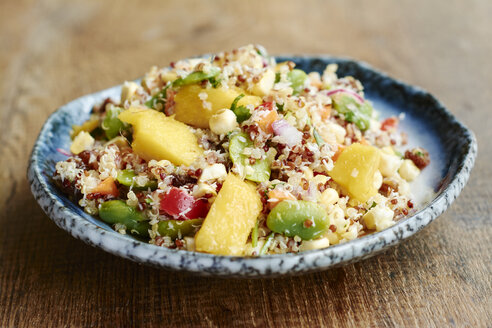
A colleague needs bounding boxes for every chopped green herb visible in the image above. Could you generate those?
[208,76,221,88]
[369,202,377,209]
[230,94,251,123]
[276,102,284,112]
[230,94,245,112]
[145,84,170,109]
[275,72,281,83]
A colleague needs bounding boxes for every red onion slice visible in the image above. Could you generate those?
[325,88,365,104]
[272,119,303,147]
[56,148,71,156]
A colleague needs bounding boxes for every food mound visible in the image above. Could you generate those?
[54,45,430,256]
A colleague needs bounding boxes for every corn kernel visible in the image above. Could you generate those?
[363,206,394,231]
[399,159,420,181]
[209,109,238,135]
[299,238,330,251]
[379,151,402,177]
[320,188,339,207]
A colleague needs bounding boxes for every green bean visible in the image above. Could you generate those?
[266,200,329,240]
[287,69,308,95]
[117,169,158,190]
[99,200,150,236]
[157,218,204,240]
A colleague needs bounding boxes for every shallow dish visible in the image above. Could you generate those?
[28,56,476,277]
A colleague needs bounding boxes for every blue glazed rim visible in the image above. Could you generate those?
[28,56,477,277]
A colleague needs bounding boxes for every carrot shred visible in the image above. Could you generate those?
[332,145,346,162]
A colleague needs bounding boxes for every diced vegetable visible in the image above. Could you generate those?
[159,188,209,220]
[157,218,204,239]
[117,169,157,190]
[267,189,296,209]
[287,69,308,95]
[255,109,278,133]
[99,200,149,236]
[271,119,303,147]
[266,200,329,240]
[328,143,381,202]
[119,107,203,166]
[332,94,373,131]
[229,132,272,182]
[173,85,261,128]
[102,106,127,139]
[91,177,119,197]
[195,173,262,256]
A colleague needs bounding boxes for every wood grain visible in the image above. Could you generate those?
[0,0,491,327]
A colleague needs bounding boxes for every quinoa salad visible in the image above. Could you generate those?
[54,45,430,256]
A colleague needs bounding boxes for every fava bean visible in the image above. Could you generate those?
[332,94,373,131]
[99,200,150,236]
[157,218,204,240]
[287,69,308,95]
[229,132,272,182]
[117,169,158,190]
[266,200,329,240]
[102,106,127,139]
[172,67,221,88]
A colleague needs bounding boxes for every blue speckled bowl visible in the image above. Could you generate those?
[28,56,477,277]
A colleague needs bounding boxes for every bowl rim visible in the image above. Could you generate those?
[28,55,477,277]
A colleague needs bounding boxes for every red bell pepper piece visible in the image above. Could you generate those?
[160,188,209,220]
[381,117,399,131]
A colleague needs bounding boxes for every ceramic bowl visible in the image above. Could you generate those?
[28,56,477,277]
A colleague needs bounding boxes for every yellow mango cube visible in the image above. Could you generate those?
[173,85,261,128]
[119,107,203,166]
[328,143,381,202]
[195,173,262,256]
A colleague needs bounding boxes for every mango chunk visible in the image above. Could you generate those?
[328,143,381,202]
[174,85,261,128]
[119,107,203,166]
[195,173,262,256]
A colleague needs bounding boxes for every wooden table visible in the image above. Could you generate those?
[1,0,490,326]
